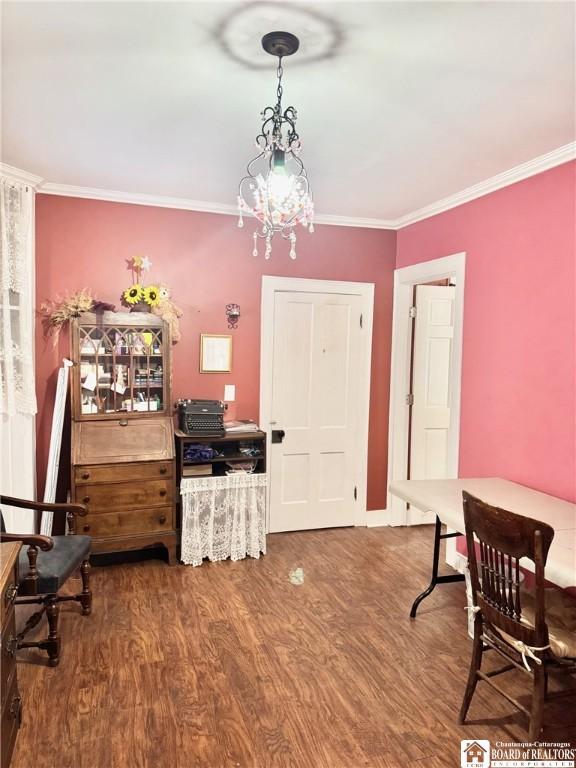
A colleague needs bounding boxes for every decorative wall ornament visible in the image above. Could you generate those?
[226,303,241,329]
[237,31,314,260]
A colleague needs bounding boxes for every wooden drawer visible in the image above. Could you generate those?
[82,507,174,538]
[1,674,21,768]
[74,461,173,485]
[72,417,174,465]
[76,479,173,513]
[1,609,16,699]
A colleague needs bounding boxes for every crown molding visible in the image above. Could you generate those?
[38,182,398,229]
[0,163,44,188]
[313,212,397,229]
[394,141,576,229]
[38,183,242,217]
[19,140,576,229]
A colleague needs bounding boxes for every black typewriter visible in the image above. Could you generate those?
[176,399,225,437]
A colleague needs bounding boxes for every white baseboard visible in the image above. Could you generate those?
[365,509,389,528]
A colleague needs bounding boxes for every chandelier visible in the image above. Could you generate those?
[237,31,314,260]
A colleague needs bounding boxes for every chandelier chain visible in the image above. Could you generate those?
[276,59,284,112]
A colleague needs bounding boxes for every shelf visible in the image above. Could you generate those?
[133,383,164,388]
[183,454,263,465]
[82,383,163,390]
[175,429,266,442]
[81,352,162,357]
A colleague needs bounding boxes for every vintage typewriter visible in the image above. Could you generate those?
[176,399,225,437]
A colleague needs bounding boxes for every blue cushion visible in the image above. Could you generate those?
[18,535,91,593]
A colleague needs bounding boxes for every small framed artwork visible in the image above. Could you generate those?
[200,334,232,373]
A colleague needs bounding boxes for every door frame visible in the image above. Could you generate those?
[386,253,466,532]
[260,276,375,530]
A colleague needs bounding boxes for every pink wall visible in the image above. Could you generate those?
[34,161,574,516]
[35,196,396,509]
[397,161,576,504]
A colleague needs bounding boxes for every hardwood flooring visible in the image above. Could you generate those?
[11,526,576,768]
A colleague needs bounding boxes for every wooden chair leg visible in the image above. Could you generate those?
[529,666,546,741]
[459,620,484,724]
[78,560,92,616]
[45,596,61,667]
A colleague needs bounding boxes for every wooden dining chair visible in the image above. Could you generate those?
[459,491,576,740]
[0,495,92,667]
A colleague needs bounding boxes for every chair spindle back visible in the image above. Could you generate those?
[462,491,554,648]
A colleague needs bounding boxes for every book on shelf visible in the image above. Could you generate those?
[182,464,213,477]
[224,419,259,433]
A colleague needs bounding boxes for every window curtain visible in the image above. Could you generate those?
[0,177,36,415]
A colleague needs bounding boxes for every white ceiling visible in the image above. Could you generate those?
[2,1,574,222]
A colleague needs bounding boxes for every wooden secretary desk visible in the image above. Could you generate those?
[70,312,177,564]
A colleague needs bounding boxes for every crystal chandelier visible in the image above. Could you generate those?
[237,32,314,260]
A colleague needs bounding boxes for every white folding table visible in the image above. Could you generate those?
[389,478,576,617]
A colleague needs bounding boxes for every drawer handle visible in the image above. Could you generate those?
[83,525,91,533]
[4,635,17,657]
[159,467,167,475]
[119,419,128,427]
[159,489,167,497]
[4,583,17,605]
[159,515,167,524]
[83,496,90,504]
[81,472,90,480]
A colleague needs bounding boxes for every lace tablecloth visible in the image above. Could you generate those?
[180,474,267,566]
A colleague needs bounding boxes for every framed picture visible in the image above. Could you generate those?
[200,334,232,373]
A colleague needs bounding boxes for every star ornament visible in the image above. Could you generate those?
[141,256,152,272]
[132,255,143,269]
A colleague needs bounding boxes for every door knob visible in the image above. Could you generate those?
[271,429,285,444]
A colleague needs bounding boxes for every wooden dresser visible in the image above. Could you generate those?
[1,542,22,768]
[70,312,177,564]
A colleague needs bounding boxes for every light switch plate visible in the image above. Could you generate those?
[224,384,236,402]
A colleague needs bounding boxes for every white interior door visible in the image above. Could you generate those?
[268,291,364,533]
[408,284,456,525]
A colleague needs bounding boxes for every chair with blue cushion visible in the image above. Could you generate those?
[0,494,92,667]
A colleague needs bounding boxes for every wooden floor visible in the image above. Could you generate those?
[12,526,575,768]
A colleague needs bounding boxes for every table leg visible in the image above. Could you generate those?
[410,515,465,618]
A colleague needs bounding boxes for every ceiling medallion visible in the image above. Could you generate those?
[237,31,314,260]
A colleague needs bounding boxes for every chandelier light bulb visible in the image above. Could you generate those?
[237,31,314,260]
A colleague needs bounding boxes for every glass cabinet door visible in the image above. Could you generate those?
[78,322,166,416]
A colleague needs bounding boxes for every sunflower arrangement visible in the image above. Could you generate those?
[123,284,143,305]
[121,256,161,309]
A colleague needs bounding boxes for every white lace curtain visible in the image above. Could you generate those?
[0,177,36,415]
[181,474,267,566]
